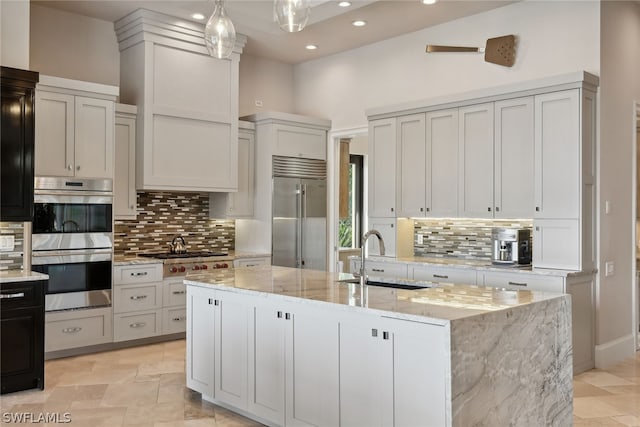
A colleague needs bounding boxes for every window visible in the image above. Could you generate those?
[339,154,363,248]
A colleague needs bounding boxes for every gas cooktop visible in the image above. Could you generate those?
[138,251,228,259]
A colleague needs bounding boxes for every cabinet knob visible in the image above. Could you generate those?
[67,164,73,171]
[371,328,378,337]
[383,331,390,340]
[495,207,500,212]
[420,207,424,212]
[390,208,394,212]
[130,205,134,209]
[487,207,492,212]
[426,207,430,212]
[390,224,394,228]
[535,207,540,212]
[76,165,81,171]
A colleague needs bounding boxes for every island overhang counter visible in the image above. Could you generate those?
[184,265,573,427]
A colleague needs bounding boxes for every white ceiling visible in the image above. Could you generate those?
[32,0,515,64]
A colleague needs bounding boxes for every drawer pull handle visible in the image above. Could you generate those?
[131,272,148,277]
[130,295,148,300]
[130,322,147,328]
[0,292,25,299]
[372,268,385,273]
[172,316,186,322]
[62,327,82,333]
[508,281,528,287]
[433,274,449,279]
[277,311,282,318]
[172,290,186,295]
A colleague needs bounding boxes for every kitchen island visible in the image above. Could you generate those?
[185,265,572,427]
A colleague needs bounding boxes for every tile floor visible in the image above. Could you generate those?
[1,339,639,426]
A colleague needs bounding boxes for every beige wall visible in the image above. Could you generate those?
[293,1,600,130]
[1,0,30,69]
[239,54,295,116]
[30,4,120,86]
[598,0,640,365]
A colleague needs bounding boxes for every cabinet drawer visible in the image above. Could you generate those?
[114,264,163,285]
[113,310,160,342]
[114,282,162,313]
[233,257,270,268]
[45,307,112,352]
[162,307,186,335]
[482,272,564,293]
[1,281,45,309]
[411,266,477,285]
[163,280,186,307]
[364,261,408,278]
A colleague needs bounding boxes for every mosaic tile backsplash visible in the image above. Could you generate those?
[0,222,25,271]
[114,192,234,256]
[414,219,533,260]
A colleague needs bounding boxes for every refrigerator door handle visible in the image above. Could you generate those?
[301,183,307,267]
[296,183,303,268]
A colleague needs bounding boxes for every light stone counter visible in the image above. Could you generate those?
[113,256,164,266]
[0,270,48,283]
[185,265,573,426]
[354,255,595,277]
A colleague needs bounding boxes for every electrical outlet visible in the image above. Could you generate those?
[416,234,424,245]
[0,235,15,252]
[605,261,615,277]
[255,100,263,107]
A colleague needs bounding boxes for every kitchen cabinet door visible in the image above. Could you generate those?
[532,219,580,270]
[114,105,137,219]
[186,286,216,400]
[494,97,535,218]
[215,291,249,410]
[34,90,75,177]
[284,306,340,427]
[426,109,458,217]
[74,96,114,178]
[396,114,426,217]
[248,302,286,425]
[534,89,580,219]
[458,103,494,218]
[368,118,396,217]
[367,217,396,257]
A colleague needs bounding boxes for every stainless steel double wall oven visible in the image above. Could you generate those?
[31,177,113,311]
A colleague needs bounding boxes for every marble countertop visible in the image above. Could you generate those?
[350,255,594,277]
[114,251,271,266]
[0,270,49,284]
[184,265,565,324]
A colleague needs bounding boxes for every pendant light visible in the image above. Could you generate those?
[274,0,311,32]
[204,0,236,59]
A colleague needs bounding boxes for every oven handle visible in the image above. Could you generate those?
[32,249,112,265]
[34,193,113,203]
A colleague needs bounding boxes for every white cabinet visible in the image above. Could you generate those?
[186,286,249,405]
[494,97,535,218]
[367,217,396,257]
[114,104,137,220]
[339,314,446,427]
[45,307,113,353]
[533,88,596,271]
[458,103,494,218]
[410,264,477,285]
[481,270,564,293]
[368,118,397,217]
[350,259,408,279]
[113,263,164,342]
[210,121,255,218]
[35,76,117,179]
[273,123,327,160]
[233,256,271,268]
[396,114,426,217]
[426,108,459,217]
[248,301,340,427]
[115,10,246,192]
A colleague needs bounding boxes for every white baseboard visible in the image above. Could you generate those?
[595,333,636,369]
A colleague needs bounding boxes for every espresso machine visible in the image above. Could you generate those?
[491,228,532,265]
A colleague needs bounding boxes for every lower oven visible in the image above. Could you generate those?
[32,249,112,312]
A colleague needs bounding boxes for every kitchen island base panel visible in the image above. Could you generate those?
[450,295,573,426]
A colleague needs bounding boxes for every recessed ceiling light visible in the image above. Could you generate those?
[421,0,437,4]
[338,1,352,7]
[352,20,367,27]
[305,44,318,50]
[191,13,205,20]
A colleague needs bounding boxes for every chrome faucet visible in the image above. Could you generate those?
[360,229,385,286]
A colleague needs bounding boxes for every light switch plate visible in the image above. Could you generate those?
[605,261,615,277]
[0,235,15,252]
[416,234,424,245]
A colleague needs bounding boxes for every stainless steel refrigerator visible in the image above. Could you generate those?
[272,156,327,270]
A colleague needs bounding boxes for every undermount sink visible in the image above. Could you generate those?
[336,274,435,290]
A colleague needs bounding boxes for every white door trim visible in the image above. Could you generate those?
[633,101,640,351]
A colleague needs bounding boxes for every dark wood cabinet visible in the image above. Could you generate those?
[1,280,45,394]
[1,67,39,221]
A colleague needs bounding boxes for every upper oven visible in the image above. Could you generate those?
[33,177,113,251]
